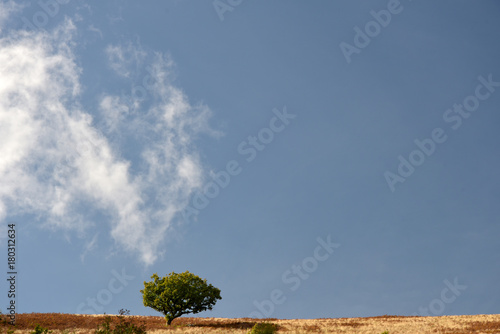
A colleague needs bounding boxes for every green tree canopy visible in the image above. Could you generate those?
[140,271,222,325]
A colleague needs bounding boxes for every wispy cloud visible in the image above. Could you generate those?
[88,24,103,39]
[0,0,23,33]
[80,232,99,262]
[105,41,147,78]
[0,19,218,265]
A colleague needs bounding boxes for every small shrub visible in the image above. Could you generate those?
[94,310,146,334]
[31,324,52,334]
[380,331,389,334]
[95,316,113,334]
[62,330,76,334]
[248,322,278,334]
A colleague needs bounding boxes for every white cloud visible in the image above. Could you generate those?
[105,41,147,78]
[0,20,218,265]
[99,95,130,134]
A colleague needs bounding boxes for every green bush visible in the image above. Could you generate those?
[94,310,146,334]
[31,324,52,334]
[248,322,278,334]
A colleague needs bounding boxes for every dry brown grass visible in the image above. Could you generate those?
[1,313,499,334]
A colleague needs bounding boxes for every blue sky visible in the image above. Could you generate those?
[0,0,499,320]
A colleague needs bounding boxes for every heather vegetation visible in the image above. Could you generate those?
[1,312,500,333]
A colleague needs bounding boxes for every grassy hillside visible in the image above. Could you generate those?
[1,313,500,334]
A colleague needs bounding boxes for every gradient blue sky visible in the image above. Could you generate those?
[0,0,499,320]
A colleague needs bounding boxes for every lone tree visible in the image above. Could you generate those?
[141,271,222,325]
